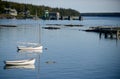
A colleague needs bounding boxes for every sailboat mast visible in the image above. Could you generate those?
[36,10,37,18]
[38,24,41,44]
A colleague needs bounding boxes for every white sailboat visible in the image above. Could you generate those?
[17,25,43,50]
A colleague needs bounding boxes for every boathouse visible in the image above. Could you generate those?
[49,12,60,20]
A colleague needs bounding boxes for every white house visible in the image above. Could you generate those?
[4,8,17,16]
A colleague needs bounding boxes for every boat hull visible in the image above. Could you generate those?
[17,46,43,50]
[18,49,43,53]
[4,58,35,66]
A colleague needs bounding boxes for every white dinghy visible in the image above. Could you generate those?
[17,43,43,50]
[4,58,35,66]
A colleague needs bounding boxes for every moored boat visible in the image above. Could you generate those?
[17,45,43,50]
[4,58,35,66]
[18,48,43,53]
[17,24,43,51]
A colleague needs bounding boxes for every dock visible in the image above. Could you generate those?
[59,16,82,20]
[84,26,120,39]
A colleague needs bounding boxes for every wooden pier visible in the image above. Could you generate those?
[99,29,120,39]
[59,16,82,20]
[85,26,120,39]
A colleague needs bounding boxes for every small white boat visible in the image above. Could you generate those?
[18,49,43,53]
[17,45,43,50]
[4,58,35,66]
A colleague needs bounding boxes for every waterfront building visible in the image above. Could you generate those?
[49,12,60,20]
[4,8,17,16]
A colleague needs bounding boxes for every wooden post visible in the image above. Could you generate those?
[79,16,82,20]
[99,32,102,39]
[104,33,108,38]
[116,30,120,40]
[110,33,113,38]
[68,16,71,20]
[60,16,63,20]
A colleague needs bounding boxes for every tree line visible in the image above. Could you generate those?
[0,0,80,17]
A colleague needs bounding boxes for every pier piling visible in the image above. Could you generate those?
[116,30,120,39]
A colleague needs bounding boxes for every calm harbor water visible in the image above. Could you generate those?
[0,17,120,79]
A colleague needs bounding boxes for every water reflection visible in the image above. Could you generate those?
[4,64,35,70]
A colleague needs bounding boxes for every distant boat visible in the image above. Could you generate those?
[4,58,35,66]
